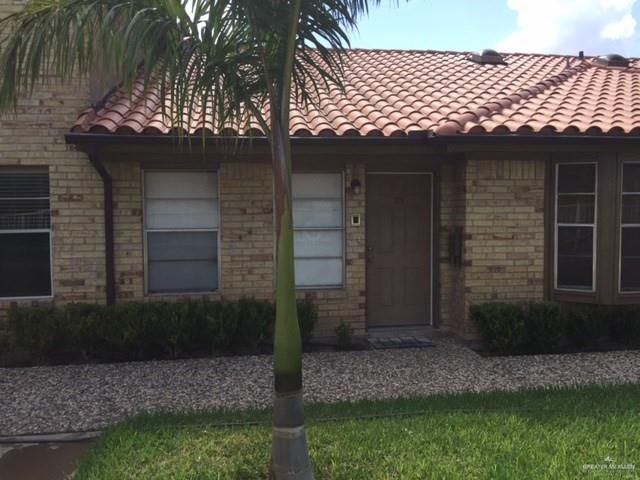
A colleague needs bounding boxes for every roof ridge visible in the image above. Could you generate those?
[314,48,619,60]
[435,60,591,135]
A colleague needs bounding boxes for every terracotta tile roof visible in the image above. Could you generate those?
[71,49,640,137]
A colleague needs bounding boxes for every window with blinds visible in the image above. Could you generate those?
[0,169,52,297]
[292,173,344,288]
[144,171,219,294]
[554,163,597,292]
[621,162,640,292]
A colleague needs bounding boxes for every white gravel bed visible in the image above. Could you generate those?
[1,339,639,435]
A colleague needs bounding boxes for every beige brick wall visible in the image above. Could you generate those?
[219,163,274,297]
[441,156,547,340]
[104,160,366,338]
[0,0,106,312]
[110,161,144,300]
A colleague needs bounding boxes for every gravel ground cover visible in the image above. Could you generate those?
[1,338,639,436]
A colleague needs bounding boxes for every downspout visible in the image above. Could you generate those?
[87,146,115,305]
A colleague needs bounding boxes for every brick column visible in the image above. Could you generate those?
[219,162,275,298]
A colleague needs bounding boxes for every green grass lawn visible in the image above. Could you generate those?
[75,384,640,479]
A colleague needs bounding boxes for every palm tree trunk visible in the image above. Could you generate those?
[269,106,314,480]
[269,1,313,478]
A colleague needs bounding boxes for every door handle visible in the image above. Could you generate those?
[366,247,374,264]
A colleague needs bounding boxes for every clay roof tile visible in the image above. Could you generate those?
[71,49,640,137]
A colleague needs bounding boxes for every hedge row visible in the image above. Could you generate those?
[1,298,317,364]
[471,301,640,354]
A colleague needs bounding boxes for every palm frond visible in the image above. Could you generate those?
[0,0,393,137]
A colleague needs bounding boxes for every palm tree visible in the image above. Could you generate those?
[0,1,393,478]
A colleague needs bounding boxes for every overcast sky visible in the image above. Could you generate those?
[349,0,640,57]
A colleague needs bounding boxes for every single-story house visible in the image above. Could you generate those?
[1,46,640,340]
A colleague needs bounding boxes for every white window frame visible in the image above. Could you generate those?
[554,162,598,293]
[291,171,345,290]
[142,169,220,295]
[619,161,640,294]
[0,168,53,300]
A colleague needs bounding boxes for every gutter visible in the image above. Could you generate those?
[87,147,115,305]
[432,134,640,146]
[65,132,432,146]
[66,132,640,148]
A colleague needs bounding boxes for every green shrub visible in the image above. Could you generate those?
[6,306,58,361]
[235,297,273,350]
[54,303,102,359]
[562,305,607,348]
[2,297,318,366]
[90,303,147,361]
[472,301,640,354]
[470,303,526,353]
[296,299,318,344]
[523,301,564,352]
[608,306,640,346]
[334,320,354,350]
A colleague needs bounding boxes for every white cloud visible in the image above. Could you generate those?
[498,0,639,56]
[601,13,637,39]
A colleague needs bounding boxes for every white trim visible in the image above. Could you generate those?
[144,228,216,233]
[367,172,432,175]
[294,226,343,231]
[365,171,435,327]
[619,161,640,294]
[145,290,221,298]
[557,223,597,228]
[296,285,345,291]
[142,169,220,295]
[0,295,54,301]
[553,192,598,196]
[554,162,598,293]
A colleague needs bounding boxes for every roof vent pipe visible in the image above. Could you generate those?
[468,49,506,65]
[595,53,629,67]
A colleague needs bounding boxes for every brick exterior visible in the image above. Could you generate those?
[111,161,144,300]
[0,0,105,314]
[437,157,547,340]
[106,160,366,338]
[1,0,549,341]
[219,163,275,297]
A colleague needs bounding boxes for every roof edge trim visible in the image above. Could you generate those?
[65,132,640,147]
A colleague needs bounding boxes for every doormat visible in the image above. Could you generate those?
[368,336,434,350]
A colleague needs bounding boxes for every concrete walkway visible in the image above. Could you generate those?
[1,338,639,436]
[0,442,93,480]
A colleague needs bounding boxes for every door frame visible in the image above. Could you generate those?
[365,171,436,329]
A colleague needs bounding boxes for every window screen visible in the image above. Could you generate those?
[555,163,597,291]
[292,173,344,287]
[0,169,52,297]
[144,171,219,293]
[621,162,640,292]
